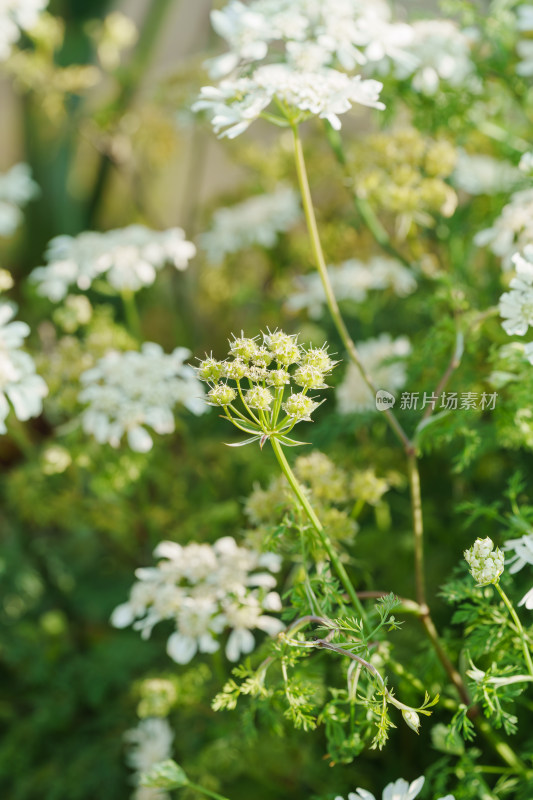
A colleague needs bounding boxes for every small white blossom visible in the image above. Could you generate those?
[519,151,533,176]
[337,334,411,413]
[111,536,283,664]
[79,343,205,452]
[335,774,454,800]
[0,163,39,237]
[464,537,504,586]
[199,185,300,263]
[475,189,533,269]
[0,0,49,61]
[124,717,173,800]
[30,225,196,301]
[0,302,48,434]
[286,257,416,319]
[504,532,533,574]
[499,249,533,336]
[452,150,521,196]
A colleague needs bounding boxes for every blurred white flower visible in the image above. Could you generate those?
[0,302,48,434]
[337,334,411,413]
[79,343,206,452]
[335,774,454,800]
[30,225,196,301]
[0,163,39,237]
[475,188,533,269]
[111,536,283,664]
[0,0,49,61]
[504,532,533,574]
[452,150,521,196]
[286,257,416,319]
[124,717,173,800]
[499,249,533,336]
[199,186,300,262]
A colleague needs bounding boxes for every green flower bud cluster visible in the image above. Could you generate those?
[464,537,505,586]
[196,330,337,446]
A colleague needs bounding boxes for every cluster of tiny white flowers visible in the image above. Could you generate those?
[475,189,533,269]
[335,774,454,800]
[515,5,533,77]
[0,163,39,237]
[0,302,48,434]
[111,536,284,664]
[79,343,205,453]
[452,150,521,196]
[336,333,411,413]
[464,537,505,586]
[286,257,417,319]
[498,249,533,352]
[124,717,174,800]
[199,185,301,263]
[504,533,533,610]
[30,225,196,301]
[0,0,48,61]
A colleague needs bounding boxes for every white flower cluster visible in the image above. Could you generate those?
[79,343,205,453]
[286,257,417,319]
[475,188,533,269]
[499,249,533,360]
[0,0,48,61]
[0,163,39,237]
[515,5,533,77]
[30,225,196,301]
[452,150,521,196]
[111,536,284,664]
[124,717,174,800]
[464,537,505,586]
[0,302,48,434]
[336,333,411,413]
[335,774,454,800]
[199,185,300,263]
[504,533,533,610]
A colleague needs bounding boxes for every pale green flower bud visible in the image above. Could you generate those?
[265,331,302,365]
[402,709,420,733]
[248,365,269,383]
[141,759,189,790]
[302,347,335,373]
[293,364,327,389]
[224,358,248,380]
[207,384,237,406]
[229,336,259,361]
[464,537,504,585]
[245,385,274,410]
[252,346,273,367]
[267,369,291,387]
[282,392,319,421]
[198,357,225,382]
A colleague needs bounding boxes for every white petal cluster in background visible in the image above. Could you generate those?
[0,0,48,61]
[515,4,533,77]
[79,343,205,453]
[336,333,411,413]
[124,717,174,800]
[504,532,533,610]
[286,257,417,319]
[451,150,521,197]
[0,302,48,434]
[475,189,533,269]
[199,185,300,263]
[0,163,39,237]
[30,225,196,301]
[499,249,533,343]
[335,774,454,800]
[111,536,284,664]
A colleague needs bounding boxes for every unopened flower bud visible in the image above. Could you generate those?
[252,347,273,367]
[265,331,302,365]
[224,358,248,380]
[402,709,420,733]
[464,537,504,585]
[293,364,327,389]
[245,386,273,410]
[229,336,259,361]
[207,384,237,406]
[198,357,225,382]
[302,347,335,372]
[267,369,291,387]
[282,392,319,421]
[140,759,189,790]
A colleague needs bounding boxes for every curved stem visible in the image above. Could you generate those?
[495,583,533,677]
[270,437,366,622]
[291,123,411,452]
[187,782,233,800]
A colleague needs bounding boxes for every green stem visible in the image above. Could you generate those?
[120,289,141,339]
[495,583,533,677]
[474,716,529,776]
[291,123,411,452]
[270,437,366,622]
[186,782,233,800]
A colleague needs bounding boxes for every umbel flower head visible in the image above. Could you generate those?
[196,329,338,447]
[464,537,505,586]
